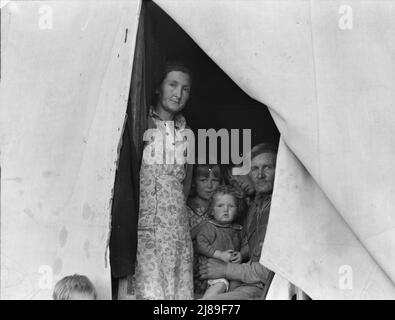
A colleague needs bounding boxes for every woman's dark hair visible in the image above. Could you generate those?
[151,60,193,109]
[156,60,193,89]
[206,185,243,220]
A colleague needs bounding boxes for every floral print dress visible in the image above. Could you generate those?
[133,110,193,300]
[187,201,210,295]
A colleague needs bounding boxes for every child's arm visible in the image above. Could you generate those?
[229,228,249,264]
[196,223,219,258]
[190,219,204,240]
[196,224,233,263]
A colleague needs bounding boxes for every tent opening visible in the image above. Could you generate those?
[144,1,280,154]
[110,1,280,300]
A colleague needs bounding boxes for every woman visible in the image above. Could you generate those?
[133,62,194,300]
[186,164,222,295]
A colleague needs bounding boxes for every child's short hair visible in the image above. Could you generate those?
[53,274,97,300]
[207,185,243,220]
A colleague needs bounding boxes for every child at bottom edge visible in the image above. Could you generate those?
[53,274,97,300]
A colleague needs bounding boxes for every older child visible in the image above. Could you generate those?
[187,164,222,295]
[53,274,97,300]
[187,164,222,232]
[196,185,248,298]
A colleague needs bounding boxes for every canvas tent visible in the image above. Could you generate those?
[0,0,141,299]
[1,0,395,299]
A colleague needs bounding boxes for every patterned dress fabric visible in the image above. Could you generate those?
[187,201,209,231]
[186,202,210,295]
[133,110,193,300]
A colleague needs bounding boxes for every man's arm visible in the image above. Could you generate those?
[200,258,271,285]
[225,261,271,284]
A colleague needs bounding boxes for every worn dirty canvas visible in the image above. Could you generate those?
[154,0,395,299]
[0,0,140,299]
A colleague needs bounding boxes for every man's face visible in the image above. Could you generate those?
[157,71,191,115]
[248,152,276,194]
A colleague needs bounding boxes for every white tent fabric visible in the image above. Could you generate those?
[266,274,307,300]
[154,0,395,299]
[0,0,141,299]
[2,0,395,300]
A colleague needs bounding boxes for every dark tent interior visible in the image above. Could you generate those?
[144,1,280,157]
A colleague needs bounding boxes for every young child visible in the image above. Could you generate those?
[53,274,97,300]
[222,164,255,227]
[196,185,248,298]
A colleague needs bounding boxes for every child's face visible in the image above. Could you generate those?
[212,194,237,225]
[195,170,220,201]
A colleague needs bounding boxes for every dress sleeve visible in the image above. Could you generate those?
[225,261,271,284]
[186,206,195,229]
[196,223,217,258]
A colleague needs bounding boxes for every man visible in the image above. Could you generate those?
[199,143,277,300]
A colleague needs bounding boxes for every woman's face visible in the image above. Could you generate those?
[157,70,191,115]
[212,194,237,225]
[195,170,220,201]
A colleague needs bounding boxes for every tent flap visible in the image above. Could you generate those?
[154,0,395,298]
[0,0,141,299]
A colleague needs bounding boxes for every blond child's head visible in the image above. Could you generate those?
[53,274,97,300]
[207,185,242,225]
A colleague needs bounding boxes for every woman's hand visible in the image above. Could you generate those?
[230,251,242,264]
[199,258,227,280]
